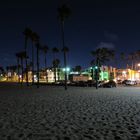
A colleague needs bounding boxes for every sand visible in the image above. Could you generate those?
[0,83,140,140]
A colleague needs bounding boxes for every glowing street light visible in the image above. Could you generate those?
[63,67,70,72]
[63,67,70,83]
[95,66,98,70]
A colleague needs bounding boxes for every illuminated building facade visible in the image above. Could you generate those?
[116,69,140,81]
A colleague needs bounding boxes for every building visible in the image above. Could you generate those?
[116,69,140,81]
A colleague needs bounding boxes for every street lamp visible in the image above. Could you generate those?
[63,67,70,82]
[63,67,70,72]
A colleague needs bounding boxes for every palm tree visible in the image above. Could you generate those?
[58,4,71,90]
[61,46,69,88]
[120,52,128,69]
[52,47,59,83]
[0,66,4,74]
[74,65,82,73]
[6,66,10,81]
[128,53,136,70]
[52,58,60,82]
[91,47,115,89]
[91,47,114,66]
[30,32,39,84]
[36,41,40,88]
[20,53,24,84]
[7,65,17,81]
[42,45,49,82]
[52,47,59,59]
[11,65,18,81]
[8,66,12,80]
[16,52,21,83]
[23,27,32,86]
[18,51,27,84]
[0,66,4,79]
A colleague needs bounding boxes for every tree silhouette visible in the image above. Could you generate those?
[16,52,21,83]
[42,45,49,82]
[0,66,4,79]
[36,41,40,88]
[52,47,59,83]
[91,47,114,66]
[61,46,69,85]
[91,47,114,89]
[18,51,27,84]
[128,53,136,70]
[58,4,71,90]
[52,58,60,82]
[0,66,4,73]
[23,27,32,86]
[30,31,40,84]
[74,65,82,73]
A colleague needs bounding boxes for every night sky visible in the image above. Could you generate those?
[0,0,140,70]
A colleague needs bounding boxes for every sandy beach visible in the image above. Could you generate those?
[0,83,140,140]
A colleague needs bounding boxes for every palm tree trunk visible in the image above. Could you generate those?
[37,45,39,88]
[61,21,67,90]
[21,58,23,85]
[53,53,56,83]
[95,58,99,89]
[45,54,48,83]
[54,67,56,83]
[91,68,94,80]
[32,42,34,84]
[17,58,20,83]
[25,58,29,86]
[58,68,60,81]
[25,38,29,86]
[7,69,8,81]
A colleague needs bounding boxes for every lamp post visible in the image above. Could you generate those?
[63,67,70,83]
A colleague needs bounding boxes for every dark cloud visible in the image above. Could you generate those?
[97,42,115,49]
[104,31,118,41]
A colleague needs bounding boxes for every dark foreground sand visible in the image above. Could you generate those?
[0,83,140,140]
